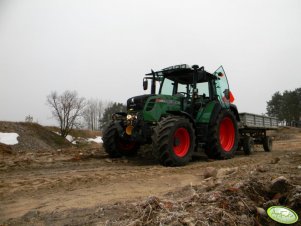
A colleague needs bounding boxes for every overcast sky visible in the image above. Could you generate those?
[0,0,300,125]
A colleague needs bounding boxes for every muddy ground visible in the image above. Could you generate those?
[1,129,301,225]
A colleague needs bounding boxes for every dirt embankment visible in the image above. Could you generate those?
[0,123,301,225]
[0,121,71,153]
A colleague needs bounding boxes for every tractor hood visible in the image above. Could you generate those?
[127,94,154,111]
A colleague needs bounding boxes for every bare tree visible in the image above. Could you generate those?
[25,115,33,123]
[47,90,86,138]
[83,99,104,130]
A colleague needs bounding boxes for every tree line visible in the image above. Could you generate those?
[46,90,126,138]
[266,88,301,126]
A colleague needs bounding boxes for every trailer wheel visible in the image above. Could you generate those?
[152,116,195,166]
[205,110,238,159]
[102,122,139,158]
[243,136,254,155]
[263,136,272,152]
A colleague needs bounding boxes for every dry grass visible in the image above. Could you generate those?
[46,126,102,138]
[269,126,301,140]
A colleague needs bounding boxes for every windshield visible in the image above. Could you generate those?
[160,78,189,95]
[160,78,174,95]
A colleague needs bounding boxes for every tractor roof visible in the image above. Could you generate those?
[146,64,216,84]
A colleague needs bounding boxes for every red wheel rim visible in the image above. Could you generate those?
[219,117,235,152]
[173,128,190,157]
[118,140,135,151]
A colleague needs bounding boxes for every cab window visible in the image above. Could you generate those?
[197,82,210,97]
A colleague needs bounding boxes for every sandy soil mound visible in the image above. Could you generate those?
[0,121,71,152]
[0,143,13,155]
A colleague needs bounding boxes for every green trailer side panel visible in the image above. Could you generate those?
[196,102,216,123]
[143,95,181,122]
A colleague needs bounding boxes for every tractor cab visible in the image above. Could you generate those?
[143,64,234,114]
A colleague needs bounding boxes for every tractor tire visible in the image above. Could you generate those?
[102,122,139,158]
[243,136,254,155]
[263,136,272,152]
[152,116,195,166]
[205,110,238,159]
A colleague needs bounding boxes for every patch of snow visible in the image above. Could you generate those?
[52,131,74,143]
[52,131,102,144]
[0,132,19,145]
[65,135,74,142]
[88,136,103,143]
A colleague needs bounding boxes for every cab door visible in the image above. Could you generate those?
[213,66,234,108]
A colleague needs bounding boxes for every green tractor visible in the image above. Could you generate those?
[102,64,240,166]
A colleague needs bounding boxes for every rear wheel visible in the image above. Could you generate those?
[152,116,195,166]
[263,136,272,152]
[205,110,238,159]
[102,122,139,158]
[243,136,254,155]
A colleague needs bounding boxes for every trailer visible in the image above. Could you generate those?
[238,113,278,155]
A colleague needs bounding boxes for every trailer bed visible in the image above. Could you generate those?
[239,112,278,129]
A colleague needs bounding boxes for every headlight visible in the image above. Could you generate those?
[126,115,132,120]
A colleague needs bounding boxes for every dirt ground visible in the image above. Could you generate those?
[1,128,301,225]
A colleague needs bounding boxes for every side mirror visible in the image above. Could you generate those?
[143,78,148,90]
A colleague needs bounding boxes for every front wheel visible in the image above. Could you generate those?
[205,110,238,159]
[102,122,139,158]
[152,116,195,166]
